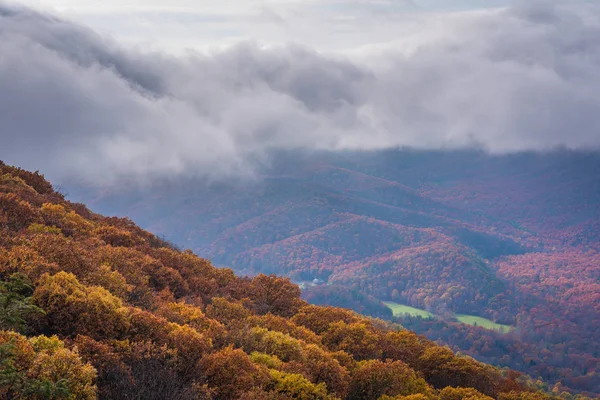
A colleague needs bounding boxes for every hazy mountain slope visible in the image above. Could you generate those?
[1,160,561,400]
[66,150,600,395]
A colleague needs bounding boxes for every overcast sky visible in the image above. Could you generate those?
[1,0,600,183]
[12,0,516,52]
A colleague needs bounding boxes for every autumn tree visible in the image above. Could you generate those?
[322,321,382,360]
[0,330,97,400]
[246,274,304,317]
[347,359,430,400]
[438,386,494,400]
[33,272,130,339]
[266,369,335,400]
[198,347,270,399]
[291,305,360,335]
[0,193,40,231]
[417,347,499,397]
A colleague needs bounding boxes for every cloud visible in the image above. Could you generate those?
[12,0,421,52]
[1,1,599,183]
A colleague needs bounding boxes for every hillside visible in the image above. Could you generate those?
[68,150,600,396]
[1,161,573,399]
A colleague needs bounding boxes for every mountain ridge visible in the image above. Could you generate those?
[66,149,600,396]
[1,159,575,399]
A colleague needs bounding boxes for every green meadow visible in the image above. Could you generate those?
[456,314,513,333]
[383,302,435,319]
[384,301,513,333]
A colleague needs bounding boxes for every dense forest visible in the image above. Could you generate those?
[1,161,581,399]
[70,150,600,397]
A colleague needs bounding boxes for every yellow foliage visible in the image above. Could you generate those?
[85,263,133,299]
[93,224,143,247]
[251,352,285,369]
[0,330,97,400]
[28,341,97,400]
[439,386,494,400]
[242,327,304,363]
[268,369,335,400]
[0,245,60,282]
[34,271,130,339]
[248,314,322,345]
[0,329,36,369]
[40,203,93,236]
[27,223,62,235]
[206,297,251,324]
[322,322,382,360]
[0,173,37,194]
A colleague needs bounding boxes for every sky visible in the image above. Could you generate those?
[1,0,600,183]
[12,0,515,52]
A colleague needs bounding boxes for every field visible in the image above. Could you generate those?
[456,315,513,333]
[384,302,513,333]
[383,301,435,319]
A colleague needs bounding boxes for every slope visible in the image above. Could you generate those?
[66,149,600,396]
[1,160,566,400]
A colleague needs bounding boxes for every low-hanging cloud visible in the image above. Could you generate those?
[1,1,600,182]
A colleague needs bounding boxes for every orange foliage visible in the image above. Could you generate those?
[0,162,563,400]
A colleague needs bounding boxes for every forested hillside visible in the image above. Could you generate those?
[2,161,574,399]
[69,150,600,397]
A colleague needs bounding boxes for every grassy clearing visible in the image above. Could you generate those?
[384,301,513,333]
[383,302,435,319]
[456,315,513,333]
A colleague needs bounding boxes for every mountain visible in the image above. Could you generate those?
[67,149,600,396]
[0,160,568,400]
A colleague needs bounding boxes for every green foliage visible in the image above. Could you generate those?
[0,273,44,332]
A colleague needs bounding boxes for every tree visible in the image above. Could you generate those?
[381,330,427,368]
[198,347,270,399]
[417,347,499,397]
[439,386,494,400]
[0,273,43,332]
[33,272,129,339]
[347,359,430,400]
[27,335,97,400]
[166,324,212,379]
[291,305,360,335]
[0,330,96,400]
[0,193,39,231]
[266,369,335,400]
[247,274,304,317]
[117,340,202,400]
[322,322,382,360]
[289,343,350,398]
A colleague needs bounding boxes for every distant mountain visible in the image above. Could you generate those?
[68,149,600,396]
[1,160,561,400]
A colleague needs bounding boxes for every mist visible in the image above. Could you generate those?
[1,1,600,183]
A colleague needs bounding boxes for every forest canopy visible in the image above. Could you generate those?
[0,161,582,400]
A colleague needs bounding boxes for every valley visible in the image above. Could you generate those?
[1,160,565,400]
[68,149,600,396]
